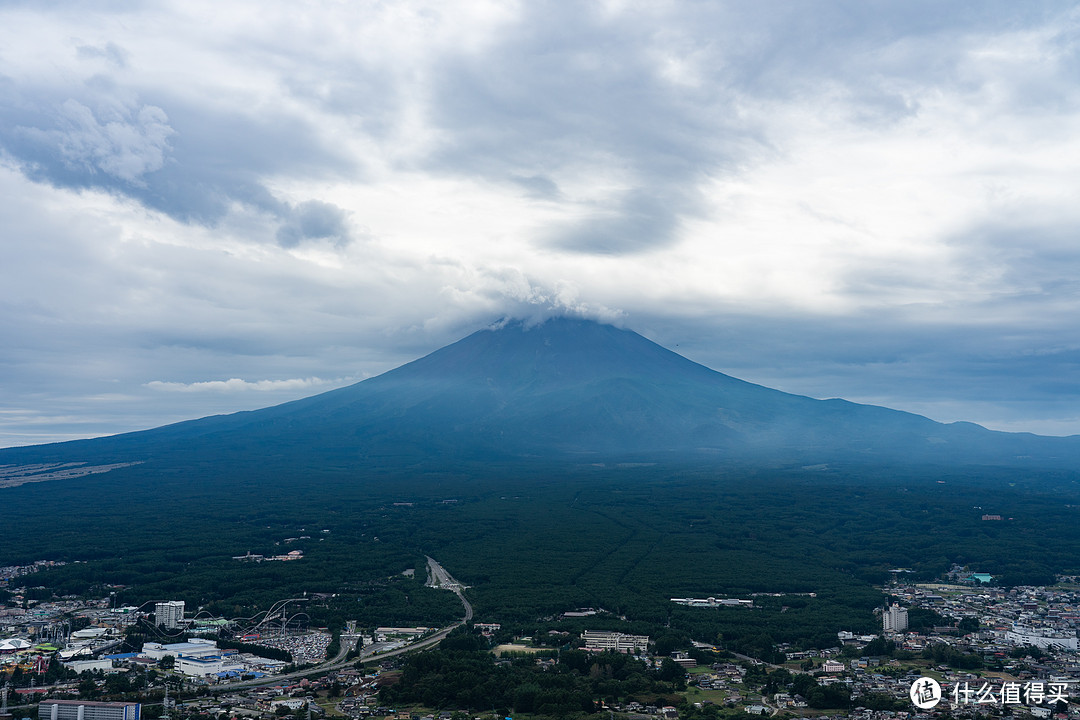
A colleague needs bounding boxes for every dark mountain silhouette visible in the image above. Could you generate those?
[4,317,1079,470]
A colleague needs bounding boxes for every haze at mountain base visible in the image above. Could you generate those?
[2,317,1078,472]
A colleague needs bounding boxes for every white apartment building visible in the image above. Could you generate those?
[883,603,909,633]
[154,601,185,629]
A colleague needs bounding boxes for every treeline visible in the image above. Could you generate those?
[379,628,685,713]
[744,666,851,709]
[4,657,78,688]
[851,633,984,670]
[324,629,342,660]
[921,642,984,670]
[216,639,292,663]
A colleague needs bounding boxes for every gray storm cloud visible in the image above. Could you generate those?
[276,200,352,248]
[51,99,174,183]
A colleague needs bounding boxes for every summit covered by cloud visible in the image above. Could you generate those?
[2,1,1080,446]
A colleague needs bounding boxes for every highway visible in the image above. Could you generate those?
[6,558,474,706]
[426,556,473,621]
[228,557,472,688]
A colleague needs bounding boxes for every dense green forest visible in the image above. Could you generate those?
[380,628,686,713]
[4,457,1080,656]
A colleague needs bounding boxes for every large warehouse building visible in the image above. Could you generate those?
[40,700,141,720]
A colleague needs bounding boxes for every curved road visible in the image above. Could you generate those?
[229,558,471,689]
[426,556,473,622]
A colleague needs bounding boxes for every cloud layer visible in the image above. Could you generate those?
[3,1,1080,446]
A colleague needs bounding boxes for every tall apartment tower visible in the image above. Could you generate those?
[154,601,185,629]
[883,603,909,633]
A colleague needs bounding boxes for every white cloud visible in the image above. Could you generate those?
[53,99,174,182]
[145,377,343,393]
[15,98,175,184]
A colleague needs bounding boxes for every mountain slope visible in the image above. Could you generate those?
[3,317,1079,469]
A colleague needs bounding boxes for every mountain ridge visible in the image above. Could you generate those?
[3,316,1078,470]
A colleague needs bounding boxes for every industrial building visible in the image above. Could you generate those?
[141,639,219,661]
[63,658,115,674]
[39,701,140,720]
[581,631,650,653]
[1003,625,1078,651]
[175,654,245,677]
[140,639,249,676]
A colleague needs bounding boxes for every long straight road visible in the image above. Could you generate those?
[427,556,473,621]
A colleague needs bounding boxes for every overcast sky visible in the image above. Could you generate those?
[3,1,1080,448]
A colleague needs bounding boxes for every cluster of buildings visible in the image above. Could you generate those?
[474,623,500,638]
[802,655,1077,719]
[27,638,294,680]
[684,644,1080,720]
[581,630,650,653]
[168,662,399,719]
[888,581,1080,652]
[945,564,995,584]
[771,582,1080,719]
[28,666,389,720]
[670,581,1080,719]
[0,593,135,678]
[139,638,286,678]
[1,561,68,585]
[0,586,334,687]
[689,661,747,696]
[670,597,754,609]
[230,551,304,563]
